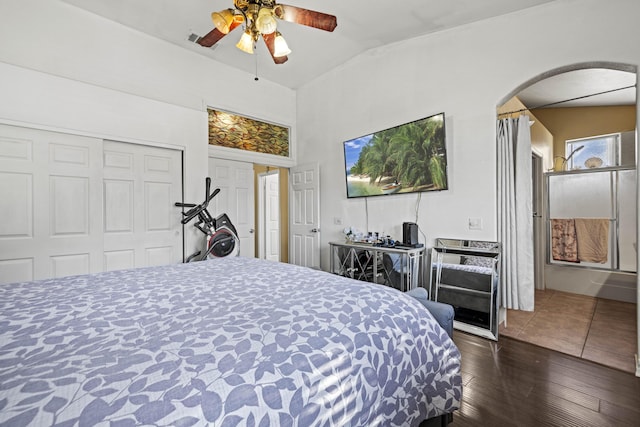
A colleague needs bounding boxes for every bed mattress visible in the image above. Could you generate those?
[0,257,461,426]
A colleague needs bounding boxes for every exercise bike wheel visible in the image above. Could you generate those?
[207,227,239,258]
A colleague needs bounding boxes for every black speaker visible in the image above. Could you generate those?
[402,222,418,246]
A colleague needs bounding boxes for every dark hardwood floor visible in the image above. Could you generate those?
[448,331,640,426]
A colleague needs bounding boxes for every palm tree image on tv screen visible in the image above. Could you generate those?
[344,113,448,198]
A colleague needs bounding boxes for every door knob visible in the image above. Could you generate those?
[249,228,255,233]
[311,228,320,233]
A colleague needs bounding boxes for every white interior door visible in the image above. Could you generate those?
[290,162,320,269]
[0,124,103,283]
[208,157,255,257]
[103,140,183,271]
[259,171,280,261]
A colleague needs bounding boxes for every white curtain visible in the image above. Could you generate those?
[497,115,535,311]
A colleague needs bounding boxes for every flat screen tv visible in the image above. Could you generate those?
[343,112,448,198]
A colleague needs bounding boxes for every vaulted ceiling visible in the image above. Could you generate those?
[61,0,559,89]
[60,0,635,107]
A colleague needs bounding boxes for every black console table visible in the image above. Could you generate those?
[329,241,424,291]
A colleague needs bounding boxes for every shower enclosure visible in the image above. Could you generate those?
[545,166,637,302]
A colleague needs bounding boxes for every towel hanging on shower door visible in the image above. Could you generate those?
[575,218,609,263]
[550,218,579,262]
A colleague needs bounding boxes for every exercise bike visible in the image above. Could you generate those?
[175,177,239,262]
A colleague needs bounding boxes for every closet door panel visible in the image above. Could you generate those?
[103,140,182,270]
[0,124,103,283]
[0,171,32,239]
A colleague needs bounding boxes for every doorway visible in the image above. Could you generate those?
[253,164,289,263]
[498,63,637,301]
[497,63,639,374]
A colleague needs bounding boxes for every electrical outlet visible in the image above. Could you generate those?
[468,217,482,230]
[333,217,343,225]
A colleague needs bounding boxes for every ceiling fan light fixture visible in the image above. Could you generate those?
[211,9,235,34]
[201,1,336,65]
[273,31,291,57]
[255,8,277,34]
[236,30,255,54]
[246,3,260,18]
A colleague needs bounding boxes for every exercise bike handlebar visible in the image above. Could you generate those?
[174,178,221,225]
[205,177,211,204]
[206,188,221,205]
[181,206,204,224]
[174,202,201,224]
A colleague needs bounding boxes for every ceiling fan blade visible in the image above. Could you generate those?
[197,28,225,47]
[197,21,241,47]
[262,32,288,64]
[275,4,337,32]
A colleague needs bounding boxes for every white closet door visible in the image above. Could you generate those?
[208,158,255,258]
[0,124,103,283]
[0,125,183,285]
[103,141,182,271]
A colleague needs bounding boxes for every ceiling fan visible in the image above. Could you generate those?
[197,0,337,64]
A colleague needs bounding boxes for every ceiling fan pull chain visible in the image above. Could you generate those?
[254,48,259,81]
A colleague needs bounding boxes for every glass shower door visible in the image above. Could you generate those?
[547,168,637,272]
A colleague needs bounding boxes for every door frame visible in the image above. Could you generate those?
[532,149,545,290]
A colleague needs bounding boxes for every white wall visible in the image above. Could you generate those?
[295,0,640,376]
[296,0,640,270]
[0,0,296,253]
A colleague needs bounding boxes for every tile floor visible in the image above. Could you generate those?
[499,289,638,373]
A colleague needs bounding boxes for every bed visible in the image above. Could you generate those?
[0,257,461,426]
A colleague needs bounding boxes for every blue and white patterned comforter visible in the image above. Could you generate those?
[0,257,461,426]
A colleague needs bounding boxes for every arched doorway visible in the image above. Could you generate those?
[496,62,639,374]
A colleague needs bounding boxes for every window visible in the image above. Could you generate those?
[565,133,620,170]
[207,108,290,158]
